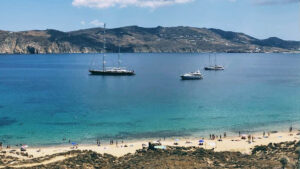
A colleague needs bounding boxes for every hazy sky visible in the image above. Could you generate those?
[0,0,299,40]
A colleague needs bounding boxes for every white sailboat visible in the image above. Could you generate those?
[89,23,135,76]
[204,53,224,71]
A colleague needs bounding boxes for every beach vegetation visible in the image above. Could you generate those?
[252,145,268,155]
[279,157,288,169]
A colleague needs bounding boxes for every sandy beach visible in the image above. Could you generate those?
[1,130,300,168]
[1,131,299,158]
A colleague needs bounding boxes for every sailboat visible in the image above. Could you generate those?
[204,53,224,71]
[89,24,135,76]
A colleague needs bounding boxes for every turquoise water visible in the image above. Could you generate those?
[0,53,300,146]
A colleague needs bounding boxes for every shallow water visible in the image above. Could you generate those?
[0,53,300,145]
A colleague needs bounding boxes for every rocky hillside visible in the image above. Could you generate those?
[0,26,300,54]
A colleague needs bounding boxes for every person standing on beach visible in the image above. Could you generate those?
[263,131,265,137]
[224,132,226,138]
[289,126,293,132]
[239,131,241,137]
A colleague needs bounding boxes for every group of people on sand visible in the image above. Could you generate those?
[98,139,124,147]
[262,131,271,137]
[97,139,101,146]
[209,132,227,141]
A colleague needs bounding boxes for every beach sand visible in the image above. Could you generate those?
[1,130,300,168]
[2,131,298,158]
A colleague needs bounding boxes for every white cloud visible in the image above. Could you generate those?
[90,19,104,26]
[253,0,299,5]
[227,0,299,4]
[72,0,193,8]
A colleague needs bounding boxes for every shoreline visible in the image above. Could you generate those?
[3,121,299,147]
[1,130,299,159]
[1,130,300,168]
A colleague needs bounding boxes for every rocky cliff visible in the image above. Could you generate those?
[0,26,299,54]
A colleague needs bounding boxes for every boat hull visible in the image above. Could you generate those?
[204,67,224,71]
[89,70,135,76]
[180,76,203,80]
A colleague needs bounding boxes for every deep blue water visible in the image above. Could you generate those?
[0,53,300,146]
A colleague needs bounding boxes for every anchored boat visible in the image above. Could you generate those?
[181,70,203,80]
[204,65,224,71]
[89,23,135,76]
[204,53,224,71]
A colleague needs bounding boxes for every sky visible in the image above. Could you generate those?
[0,0,299,40]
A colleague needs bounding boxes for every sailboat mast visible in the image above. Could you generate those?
[214,53,217,66]
[102,23,106,71]
[118,45,121,68]
[118,32,122,68]
[209,53,211,66]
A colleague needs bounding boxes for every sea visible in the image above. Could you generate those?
[0,53,300,146]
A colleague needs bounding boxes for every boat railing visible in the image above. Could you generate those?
[106,67,134,71]
[106,66,129,68]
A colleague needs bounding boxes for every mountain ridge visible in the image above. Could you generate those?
[0,26,299,54]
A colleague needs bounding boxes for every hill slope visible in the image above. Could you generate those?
[0,26,299,54]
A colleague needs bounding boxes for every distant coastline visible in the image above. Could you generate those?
[1,51,300,55]
[1,26,300,54]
